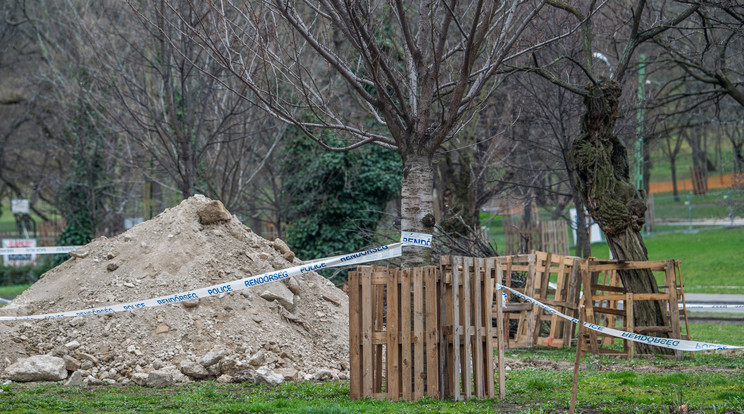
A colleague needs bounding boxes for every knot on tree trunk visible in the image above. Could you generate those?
[582,80,622,139]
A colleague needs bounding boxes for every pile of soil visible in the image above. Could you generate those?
[0,195,349,385]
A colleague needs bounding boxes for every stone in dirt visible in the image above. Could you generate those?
[7,355,67,382]
[197,200,232,225]
[0,195,349,386]
[259,283,295,310]
[146,370,173,388]
[255,367,284,386]
[64,370,85,386]
[199,350,226,368]
[179,360,208,379]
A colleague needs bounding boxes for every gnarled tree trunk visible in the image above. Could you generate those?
[570,80,673,355]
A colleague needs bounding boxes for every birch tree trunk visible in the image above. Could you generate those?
[401,153,435,266]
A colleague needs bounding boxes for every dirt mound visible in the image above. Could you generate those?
[0,195,349,385]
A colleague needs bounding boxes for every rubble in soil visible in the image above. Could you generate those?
[0,195,349,387]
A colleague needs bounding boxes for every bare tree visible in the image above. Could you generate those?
[510,67,594,258]
[152,0,549,265]
[517,0,699,353]
[657,2,744,107]
[0,1,54,220]
[655,2,744,183]
[84,0,282,203]
[14,0,149,236]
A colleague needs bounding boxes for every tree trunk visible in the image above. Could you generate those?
[670,157,679,202]
[642,136,652,197]
[572,190,592,258]
[401,152,434,266]
[570,80,673,355]
[733,141,744,176]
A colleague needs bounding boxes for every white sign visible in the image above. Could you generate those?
[124,217,144,229]
[569,208,604,244]
[2,239,37,267]
[11,199,29,215]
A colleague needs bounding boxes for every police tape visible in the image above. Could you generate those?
[0,233,432,322]
[0,246,82,256]
[0,298,11,303]
[497,284,744,352]
[683,304,744,310]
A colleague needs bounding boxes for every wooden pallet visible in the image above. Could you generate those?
[493,252,581,348]
[579,259,691,359]
[690,166,708,195]
[349,266,440,401]
[532,251,582,348]
[439,257,495,400]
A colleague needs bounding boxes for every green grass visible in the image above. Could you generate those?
[0,284,29,298]
[3,380,497,413]
[585,227,744,294]
[505,369,742,413]
[2,345,743,414]
[647,139,736,183]
[689,323,744,347]
[650,190,741,222]
[0,209,49,235]
[508,323,744,367]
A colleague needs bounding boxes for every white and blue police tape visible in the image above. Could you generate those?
[401,231,432,247]
[683,304,744,310]
[496,283,744,352]
[0,233,432,322]
[0,298,11,303]
[0,246,82,256]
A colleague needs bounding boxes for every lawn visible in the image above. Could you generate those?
[0,285,30,298]
[586,227,744,294]
[1,335,742,414]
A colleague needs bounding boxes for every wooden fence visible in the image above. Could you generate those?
[440,257,495,400]
[349,254,690,401]
[493,251,581,349]
[349,259,496,401]
[578,259,690,359]
[503,220,569,256]
[348,266,440,401]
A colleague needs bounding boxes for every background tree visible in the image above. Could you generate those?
[157,0,549,265]
[280,127,401,271]
[655,2,744,182]
[520,0,699,353]
[104,0,282,204]
[16,0,285,233]
[3,0,140,239]
[0,1,58,220]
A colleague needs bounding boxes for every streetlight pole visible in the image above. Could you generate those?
[634,54,646,193]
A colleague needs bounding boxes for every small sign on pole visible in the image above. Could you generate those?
[2,239,37,266]
[11,199,30,215]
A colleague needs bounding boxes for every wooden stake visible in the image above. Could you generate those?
[569,304,585,414]
[496,283,506,399]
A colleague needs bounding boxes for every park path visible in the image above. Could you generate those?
[649,173,738,194]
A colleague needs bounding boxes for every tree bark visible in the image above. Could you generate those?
[572,190,591,258]
[401,152,434,266]
[570,79,673,355]
[670,157,679,202]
